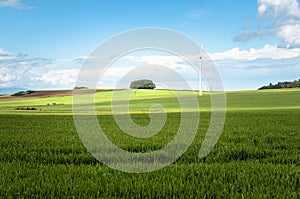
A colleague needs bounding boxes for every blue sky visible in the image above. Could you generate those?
[0,0,300,91]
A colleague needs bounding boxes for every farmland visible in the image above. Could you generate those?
[0,89,299,198]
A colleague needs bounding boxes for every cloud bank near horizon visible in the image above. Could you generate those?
[1,44,299,91]
[0,48,79,89]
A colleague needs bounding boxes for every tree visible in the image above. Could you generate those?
[130,79,156,89]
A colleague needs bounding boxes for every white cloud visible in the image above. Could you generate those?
[258,3,266,14]
[0,0,35,9]
[0,73,14,82]
[0,48,81,89]
[37,69,79,86]
[277,24,300,46]
[235,0,300,48]
[258,0,300,18]
[258,0,300,48]
[209,44,300,60]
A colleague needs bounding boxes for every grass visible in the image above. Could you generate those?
[1,88,300,114]
[0,89,299,198]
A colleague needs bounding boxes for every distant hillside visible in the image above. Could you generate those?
[259,79,300,90]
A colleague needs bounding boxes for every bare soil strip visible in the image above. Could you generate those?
[0,89,114,100]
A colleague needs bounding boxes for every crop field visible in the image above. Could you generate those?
[0,89,300,198]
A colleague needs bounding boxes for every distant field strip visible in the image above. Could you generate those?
[0,89,299,114]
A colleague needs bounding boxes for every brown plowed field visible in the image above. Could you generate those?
[0,89,114,100]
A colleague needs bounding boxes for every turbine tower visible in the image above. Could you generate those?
[199,54,203,96]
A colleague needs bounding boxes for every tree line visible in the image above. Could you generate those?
[258,79,300,90]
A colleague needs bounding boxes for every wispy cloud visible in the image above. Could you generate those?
[233,30,266,42]
[0,0,35,9]
[188,9,206,19]
[235,0,300,48]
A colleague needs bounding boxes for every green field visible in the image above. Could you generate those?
[0,89,299,198]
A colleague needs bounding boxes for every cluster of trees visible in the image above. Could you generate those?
[258,79,300,90]
[130,79,156,89]
[12,90,35,96]
[74,86,88,90]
